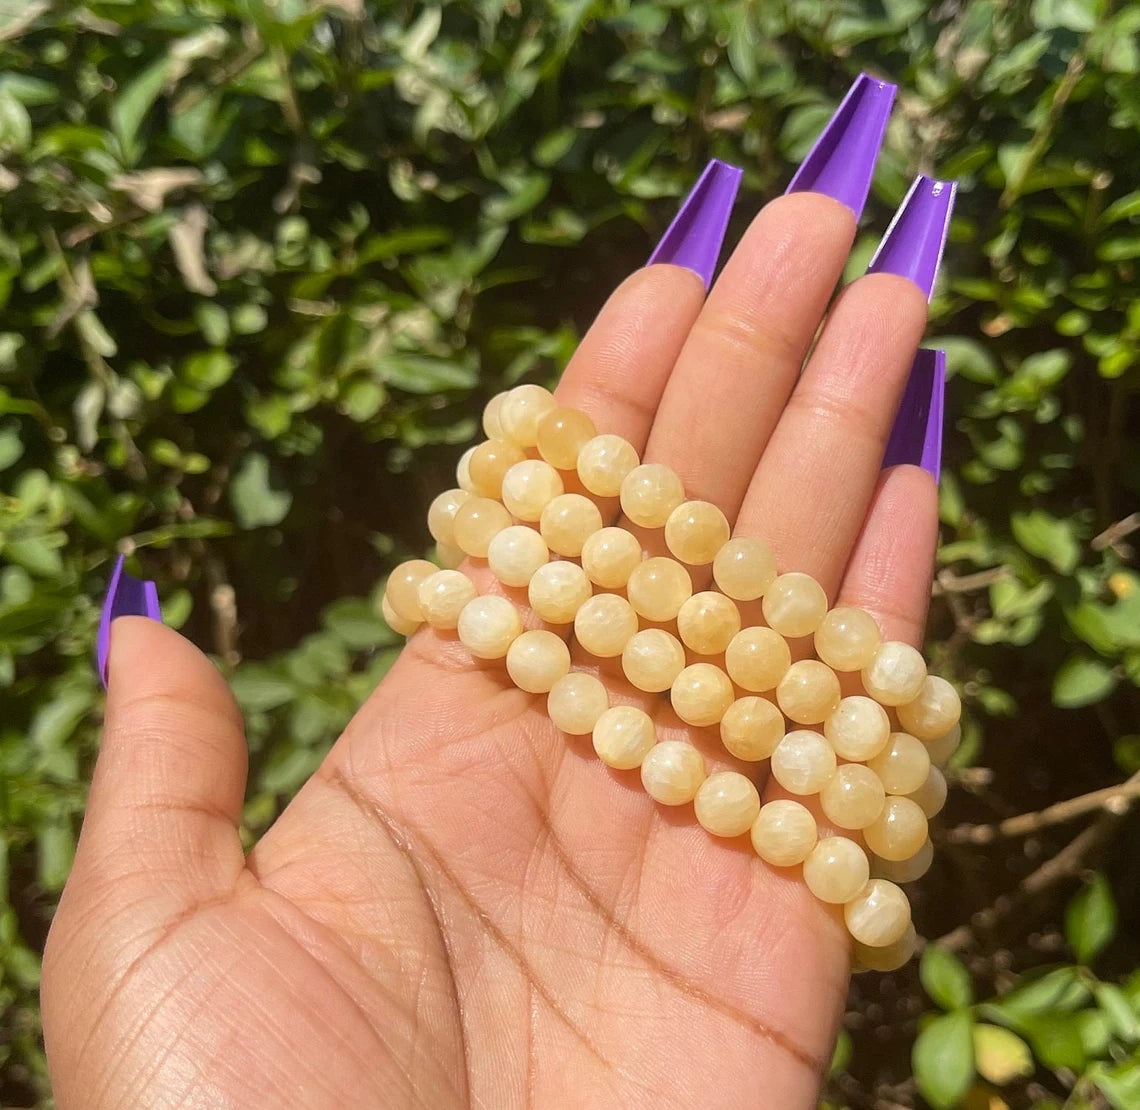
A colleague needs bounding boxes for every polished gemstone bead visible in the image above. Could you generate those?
[386,559,437,622]
[482,391,507,440]
[592,705,656,770]
[536,406,598,470]
[803,837,870,904]
[695,771,761,837]
[907,766,947,818]
[724,626,791,692]
[712,537,777,601]
[506,629,572,693]
[626,557,693,622]
[486,525,549,587]
[864,797,929,862]
[861,641,927,706]
[580,527,642,588]
[528,561,592,624]
[621,628,686,693]
[776,659,842,725]
[640,741,706,805]
[867,732,931,796]
[665,501,731,566]
[820,764,886,830]
[872,838,934,883]
[770,729,837,795]
[427,488,472,547]
[577,434,639,497]
[824,696,891,762]
[762,572,828,638]
[547,672,609,735]
[499,383,556,448]
[457,595,523,659]
[924,724,961,767]
[539,493,603,557]
[436,542,466,570]
[501,459,564,522]
[670,663,735,727]
[677,592,741,655]
[381,593,420,637]
[750,800,818,867]
[720,697,785,761]
[416,569,478,629]
[456,445,477,493]
[814,606,882,672]
[844,879,911,948]
[897,675,962,740]
[453,497,513,558]
[468,438,527,499]
[619,463,685,528]
[574,594,639,657]
[854,923,917,972]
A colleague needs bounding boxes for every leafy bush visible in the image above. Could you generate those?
[1,1,1138,1105]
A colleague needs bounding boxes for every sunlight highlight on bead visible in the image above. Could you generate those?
[665,500,730,565]
[819,764,886,830]
[577,434,639,497]
[750,800,818,867]
[536,406,597,470]
[762,572,828,639]
[501,459,564,522]
[487,525,549,587]
[506,630,572,693]
[844,879,910,948]
[499,384,556,448]
[814,606,881,672]
[548,672,609,734]
[897,675,962,740]
[386,559,437,623]
[580,527,642,588]
[861,641,927,706]
[593,705,657,770]
[770,729,837,796]
[867,732,931,796]
[677,592,741,655]
[694,772,761,837]
[453,497,513,558]
[428,488,472,547]
[803,837,870,904]
[457,595,524,659]
[641,741,707,805]
[863,797,929,862]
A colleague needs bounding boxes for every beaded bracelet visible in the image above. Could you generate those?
[385,383,960,973]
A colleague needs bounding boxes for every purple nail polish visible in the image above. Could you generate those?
[866,175,957,300]
[883,348,945,481]
[97,554,162,688]
[785,72,897,220]
[648,158,743,289]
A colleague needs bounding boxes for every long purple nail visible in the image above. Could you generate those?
[648,158,743,289]
[883,349,945,481]
[97,554,162,688]
[785,72,897,219]
[866,175,957,300]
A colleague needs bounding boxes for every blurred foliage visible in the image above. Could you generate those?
[0,0,1138,1106]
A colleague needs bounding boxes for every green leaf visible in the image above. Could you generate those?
[1065,873,1116,963]
[972,1024,1034,1085]
[990,966,1092,1019]
[1093,982,1140,1042]
[111,56,171,163]
[1031,0,1100,31]
[913,1011,975,1110]
[1053,655,1117,708]
[230,666,295,712]
[377,354,478,394]
[1011,509,1080,574]
[229,452,292,529]
[920,945,975,1011]
[1091,1061,1140,1110]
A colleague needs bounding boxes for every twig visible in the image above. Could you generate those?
[1092,512,1140,552]
[934,565,1010,595]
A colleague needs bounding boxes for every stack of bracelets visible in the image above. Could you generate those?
[381,383,959,973]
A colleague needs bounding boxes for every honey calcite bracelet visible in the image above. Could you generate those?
[385,383,961,972]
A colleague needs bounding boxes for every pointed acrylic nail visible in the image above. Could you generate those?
[97,554,162,688]
[882,348,945,481]
[866,175,957,300]
[648,158,743,289]
[785,72,897,219]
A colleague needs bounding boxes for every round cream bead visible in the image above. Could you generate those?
[762,572,828,638]
[574,594,639,657]
[619,463,685,528]
[820,764,886,830]
[577,434,639,497]
[803,837,870,904]
[416,569,478,629]
[665,501,731,566]
[501,459,564,522]
[670,663,735,727]
[897,675,962,740]
[385,559,437,622]
[640,741,706,805]
[580,527,642,588]
[453,497,513,558]
[626,557,693,622]
[506,629,571,693]
[750,800,818,867]
[907,766,948,818]
[724,626,791,692]
[924,724,961,767]
[436,542,466,570]
[872,838,934,883]
[712,537,777,601]
[381,593,420,637]
[428,488,473,547]
[844,879,911,948]
[854,923,917,972]
[528,561,592,624]
[864,797,929,862]
[867,732,932,796]
[456,595,523,659]
[770,729,837,795]
[486,525,549,588]
[592,705,656,770]
[482,391,507,440]
[694,771,761,838]
[456,445,477,493]
[775,659,842,725]
[824,696,891,762]
[539,493,603,557]
[621,628,686,693]
[677,592,741,655]
[498,383,556,448]
[814,606,882,672]
[536,406,598,471]
[720,697,785,761]
[468,438,527,499]
[861,641,927,706]
[547,672,609,735]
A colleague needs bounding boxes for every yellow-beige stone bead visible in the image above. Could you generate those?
[482,391,507,439]
[776,659,842,725]
[592,705,656,770]
[695,772,761,837]
[844,879,911,948]
[428,488,472,547]
[677,592,741,655]
[867,732,931,796]
[820,764,886,830]
[814,606,882,672]
[580,527,642,588]
[861,640,927,706]
[416,569,478,629]
[528,561,592,624]
[720,697,786,761]
[622,628,686,693]
[456,445,477,493]
[863,797,929,862]
[577,434,639,497]
[665,501,730,566]
[456,595,523,659]
[539,493,603,557]
[506,629,571,693]
[853,923,917,972]
[908,766,948,818]
[468,439,527,499]
[547,672,609,735]
[872,838,934,883]
[712,537,777,601]
[770,729,837,795]
[386,559,438,622]
[619,463,685,528]
[750,800,818,867]
[453,497,513,558]
[574,594,639,657]
[626,557,692,622]
[924,724,961,767]
[724,626,791,692]
[640,741,707,805]
[486,525,549,588]
[535,406,597,470]
[498,383,556,448]
[824,696,891,762]
[897,675,962,740]
[436,542,466,570]
[670,663,735,727]
[762,571,828,639]
[803,837,870,904]
[381,593,420,637]
[501,459,564,522]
